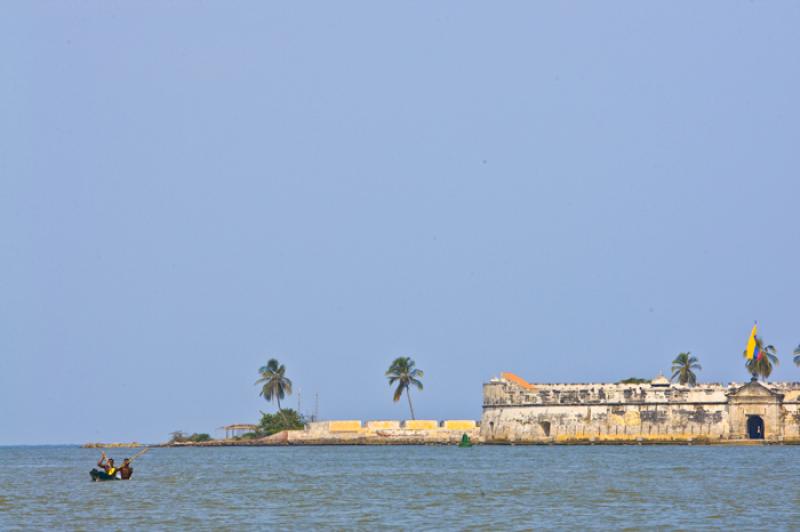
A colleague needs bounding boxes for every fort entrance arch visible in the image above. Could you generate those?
[726,380,782,441]
[747,415,764,439]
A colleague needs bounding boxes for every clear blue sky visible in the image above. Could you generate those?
[2,2,799,445]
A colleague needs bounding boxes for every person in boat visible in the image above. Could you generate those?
[117,458,133,480]
[90,452,119,481]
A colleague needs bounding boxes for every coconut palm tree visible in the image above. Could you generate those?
[793,345,800,366]
[255,358,292,411]
[742,336,778,380]
[671,352,702,385]
[386,356,424,420]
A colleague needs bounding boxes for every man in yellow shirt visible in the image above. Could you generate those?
[90,451,119,481]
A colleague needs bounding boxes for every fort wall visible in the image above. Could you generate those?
[481,374,800,444]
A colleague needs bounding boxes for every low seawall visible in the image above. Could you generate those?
[286,420,480,445]
[169,419,481,446]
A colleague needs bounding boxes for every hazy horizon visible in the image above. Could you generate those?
[3,2,799,445]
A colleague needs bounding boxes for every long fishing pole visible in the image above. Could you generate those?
[128,446,150,462]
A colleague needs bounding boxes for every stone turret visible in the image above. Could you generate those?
[650,374,670,387]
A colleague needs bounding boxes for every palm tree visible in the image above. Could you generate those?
[671,352,702,385]
[255,358,292,411]
[386,357,424,420]
[742,336,778,380]
[793,345,800,367]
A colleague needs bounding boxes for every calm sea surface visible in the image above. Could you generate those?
[1,445,799,529]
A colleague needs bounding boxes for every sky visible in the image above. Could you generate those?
[2,2,799,445]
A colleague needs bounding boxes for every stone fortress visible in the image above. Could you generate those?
[168,372,800,447]
[481,372,800,443]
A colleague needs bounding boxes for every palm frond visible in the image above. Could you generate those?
[670,352,701,385]
[393,384,405,402]
[256,358,291,405]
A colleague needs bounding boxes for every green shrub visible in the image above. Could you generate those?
[169,431,212,443]
[618,377,650,384]
[258,409,305,436]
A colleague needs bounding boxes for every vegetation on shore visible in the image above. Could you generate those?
[618,377,649,384]
[386,357,424,420]
[169,431,211,443]
[216,359,304,440]
[232,410,305,440]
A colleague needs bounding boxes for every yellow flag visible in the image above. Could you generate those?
[745,324,758,360]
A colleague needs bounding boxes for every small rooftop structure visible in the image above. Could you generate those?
[650,373,671,387]
[500,372,536,391]
[221,424,258,439]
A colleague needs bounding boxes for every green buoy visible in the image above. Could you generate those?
[458,433,473,448]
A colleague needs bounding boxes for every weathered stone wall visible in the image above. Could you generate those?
[782,391,800,439]
[482,376,800,444]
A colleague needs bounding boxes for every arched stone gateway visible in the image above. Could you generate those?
[726,380,782,441]
[747,415,764,439]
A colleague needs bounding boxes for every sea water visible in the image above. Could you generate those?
[1,444,799,529]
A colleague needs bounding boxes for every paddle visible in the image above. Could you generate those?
[128,447,150,462]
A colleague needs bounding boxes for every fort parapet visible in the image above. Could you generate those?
[482,373,800,444]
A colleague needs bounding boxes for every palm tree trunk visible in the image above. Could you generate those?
[276,396,289,423]
[406,388,416,420]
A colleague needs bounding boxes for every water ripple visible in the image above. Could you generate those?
[1,445,799,529]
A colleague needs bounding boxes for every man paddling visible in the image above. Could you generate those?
[117,458,133,480]
[90,452,119,481]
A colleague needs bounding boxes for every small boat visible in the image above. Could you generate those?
[90,469,118,481]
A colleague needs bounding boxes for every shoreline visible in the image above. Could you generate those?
[77,437,800,448]
[159,432,800,447]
